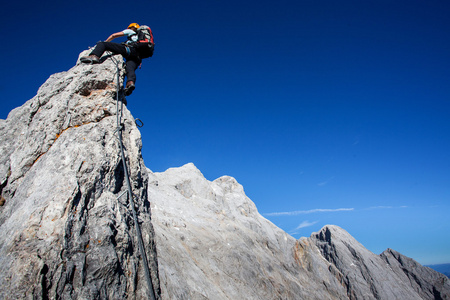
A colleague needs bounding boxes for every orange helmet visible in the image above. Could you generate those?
[128,23,140,29]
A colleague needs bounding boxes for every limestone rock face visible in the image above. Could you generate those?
[147,163,344,299]
[380,248,450,300]
[149,164,450,300]
[0,51,160,299]
[1,49,449,300]
[308,225,450,299]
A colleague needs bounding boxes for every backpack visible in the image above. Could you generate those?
[135,25,154,58]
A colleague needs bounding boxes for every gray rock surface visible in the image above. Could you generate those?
[147,164,346,300]
[380,248,450,300]
[1,49,449,300]
[0,51,160,299]
[149,164,450,300]
[309,225,450,299]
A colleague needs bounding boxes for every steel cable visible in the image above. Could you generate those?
[111,55,157,300]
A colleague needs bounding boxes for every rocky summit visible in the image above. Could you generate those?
[0,51,160,299]
[1,51,449,299]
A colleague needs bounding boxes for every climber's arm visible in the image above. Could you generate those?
[105,32,125,42]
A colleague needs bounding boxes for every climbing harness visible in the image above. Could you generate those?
[111,55,157,300]
[124,45,131,57]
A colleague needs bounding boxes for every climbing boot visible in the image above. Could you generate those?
[124,81,135,96]
[80,54,100,64]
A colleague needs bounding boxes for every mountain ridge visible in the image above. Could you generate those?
[1,53,449,299]
[427,264,450,278]
[149,162,450,299]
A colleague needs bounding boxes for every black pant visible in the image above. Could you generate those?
[90,42,142,84]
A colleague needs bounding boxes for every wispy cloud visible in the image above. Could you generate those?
[317,176,335,187]
[264,207,354,217]
[365,205,408,210]
[289,220,320,235]
[264,205,408,217]
[368,206,393,209]
[295,220,318,230]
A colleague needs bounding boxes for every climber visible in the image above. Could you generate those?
[80,23,154,96]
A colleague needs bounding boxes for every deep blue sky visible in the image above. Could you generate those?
[1,0,449,265]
